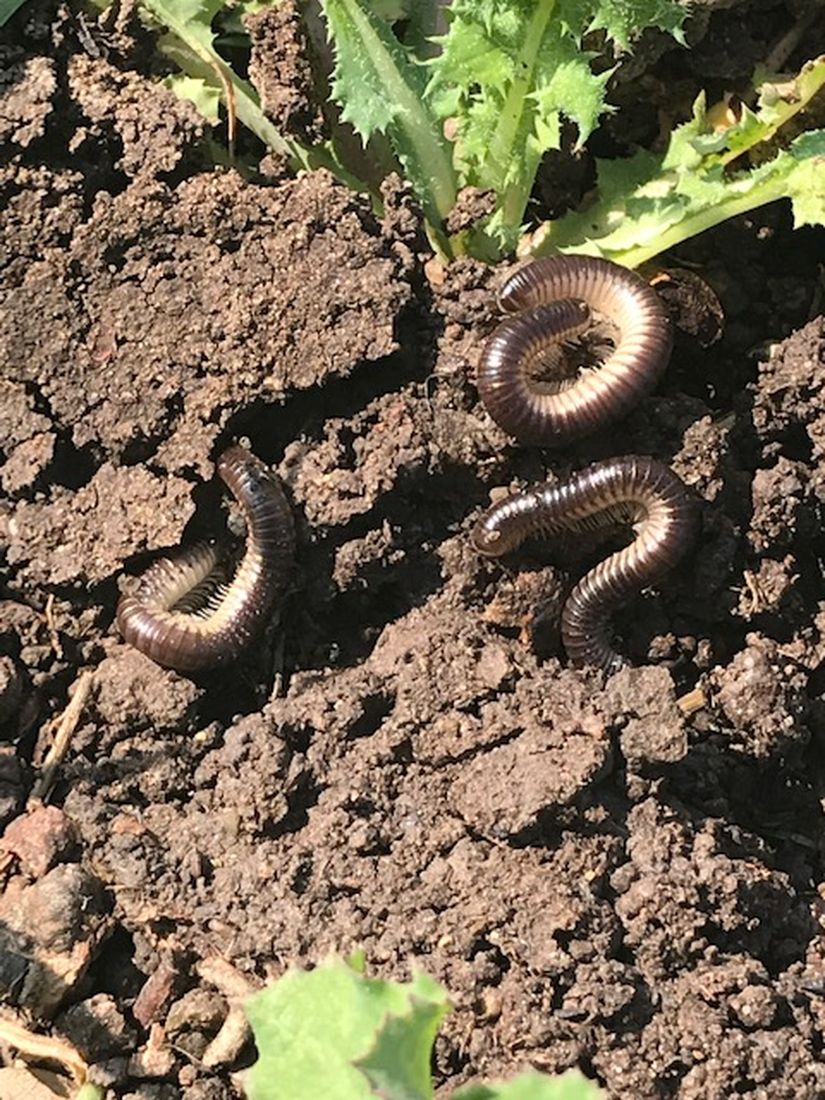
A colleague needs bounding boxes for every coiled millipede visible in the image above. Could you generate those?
[472,456,698,672]
[477,255,673,445]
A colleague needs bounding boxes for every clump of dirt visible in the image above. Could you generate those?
[4,465,196,588]
[3,1,825,1099]
[2,166,414,472]
[247,0,325,146]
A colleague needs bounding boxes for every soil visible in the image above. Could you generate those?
[2,0,825,1098]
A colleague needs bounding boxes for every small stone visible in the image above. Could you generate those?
[476,644,511,691]
[178,1064,197,1088]
[729,984,778,1029]
[0,864,106,1014]
[87,1057,130,1089]
[2,805,78,878]
[165,988,227,1039]
[133,960,178,1028]
[347,822,382,854]
[128,1024,175,1080]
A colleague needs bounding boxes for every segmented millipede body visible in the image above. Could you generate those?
[472,457,698,672]
[477,255,673,445]
[116,445,295,672]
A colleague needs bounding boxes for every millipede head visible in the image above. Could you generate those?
[471,511,525,558]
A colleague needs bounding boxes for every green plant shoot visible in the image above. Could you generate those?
[134,0,825,266]
[244,957,603,1100]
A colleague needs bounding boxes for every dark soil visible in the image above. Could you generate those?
[3,1,825,1098]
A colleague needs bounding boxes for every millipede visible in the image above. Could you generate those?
[472,456,698,672]
[116,444,295,672]
[477,254,673,445]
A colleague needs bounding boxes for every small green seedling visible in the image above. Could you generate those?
[243,954,603,1100]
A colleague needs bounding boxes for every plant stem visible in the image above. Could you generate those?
[539,177,789,268]
[339,0,457,221]
[483,0,556,233]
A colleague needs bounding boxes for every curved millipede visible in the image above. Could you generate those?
[477,255,673,445]
[116,445,295,672]
[472,456,698,672]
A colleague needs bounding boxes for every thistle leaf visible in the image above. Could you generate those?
[320,0,457,223]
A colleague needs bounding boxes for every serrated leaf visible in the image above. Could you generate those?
[529,56,825,268]
[244,958,451,1100]
[661,92,710,170]
[585,0,687,49]
[532,50,613,146]
[354,982,450,1100]
[454,1069,603,1100]
[320,0,456,223]
[785,130,825,225]
[719,55,825,164]
[427,0,685,254]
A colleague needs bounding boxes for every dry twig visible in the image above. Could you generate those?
[30,671,94,804]
[0,1013,87,1084]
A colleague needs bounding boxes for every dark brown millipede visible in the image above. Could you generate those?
[477,255,673,445]
[472,456,698,672]
[116,444,294,672]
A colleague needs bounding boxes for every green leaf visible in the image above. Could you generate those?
[368,0,410,19]
[530,57,825,267]
[318,0,684,255]
[243,958,607,1100]
[244,957,451,1100]
[584,0,687,49]
[454,1069,603,1100]
[0,0,27,27]
[718,54,825,164]
[430,0,569,254]
[320,0,457,224]
[354,982,450,1099]
[784,129,825,225]
[75,1087,105,1100]
[427,0,685,254]
[163,73,222,123]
